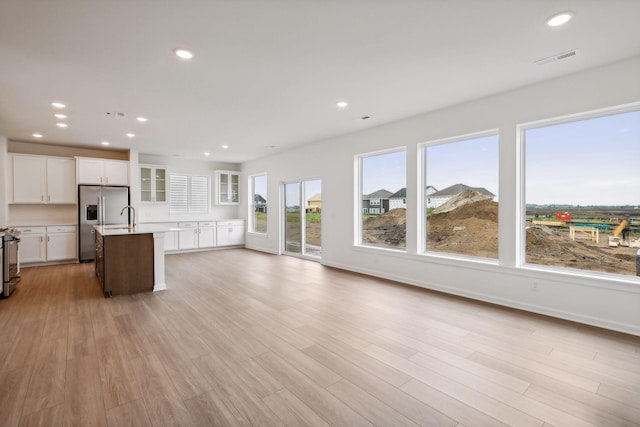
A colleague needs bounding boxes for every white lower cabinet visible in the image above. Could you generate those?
[142,220,244,252]
[198,222,216,248]
[46,226,77,261]
[164,223,179,251]
[16,225,77,264]
[216,220,245,246]
[17,227,47,263]
[178,222,199,250]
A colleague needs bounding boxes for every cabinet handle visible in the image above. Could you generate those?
[47,236,50,242]
[41,195,44,201]
[40,236,43,242]
[47,195,50,202]
[105,176,109,184]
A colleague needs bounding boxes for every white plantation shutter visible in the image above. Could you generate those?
[169,174,188,214]
[190,175,210,213]
[169,173,210,214]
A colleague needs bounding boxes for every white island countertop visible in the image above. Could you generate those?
[94,224,180,236]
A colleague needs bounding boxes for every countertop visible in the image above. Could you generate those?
[94,224,180,236]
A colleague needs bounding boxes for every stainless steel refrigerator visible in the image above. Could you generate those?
[78,185,130,262]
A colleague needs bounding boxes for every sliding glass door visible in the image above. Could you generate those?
[283,179,322,259]
[284,182,302,253]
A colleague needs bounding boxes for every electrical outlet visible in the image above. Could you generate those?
[531,281,539,292]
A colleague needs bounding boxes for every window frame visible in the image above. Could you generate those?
[249,173,268,235]
[517,102,640,278]
[355,146,407,250]
[419,129,500,260]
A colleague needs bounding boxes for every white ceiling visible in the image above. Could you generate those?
[1,0,639,163]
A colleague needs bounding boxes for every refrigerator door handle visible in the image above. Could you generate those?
[101,196,106,225]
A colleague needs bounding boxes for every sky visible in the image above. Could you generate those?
[526,109,640,205]
[361,136,499,197]
[425,135,499,198]
[253,174,267,200]
[361,150,407,195]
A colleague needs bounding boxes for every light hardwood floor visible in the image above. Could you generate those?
[1,248,639,426]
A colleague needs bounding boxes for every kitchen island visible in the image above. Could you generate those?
[94,224,170,296]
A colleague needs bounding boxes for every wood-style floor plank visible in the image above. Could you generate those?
[0,367,32,427]
[0,251,637,427]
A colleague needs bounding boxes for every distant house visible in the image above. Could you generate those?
[426,183,495,208]
[254,194,267,213]
[306,193,322,213]
[362,189,393,215]
[426,185,437,196]
[389,188,407,210]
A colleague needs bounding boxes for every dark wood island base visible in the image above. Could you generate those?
[95,231,154,296]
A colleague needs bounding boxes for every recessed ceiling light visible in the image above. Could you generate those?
[336,101,348,109]
[101,141,110,146]
[174,48,194,60]
[547,11,573,27]
[204,152,210,156]
[126,133,135,138]
[221,145,229,149]
[32,133,43,138]
[56,123,68,128]
[54,113,67,119]
[136,117,148,122]
[51,102,66,108]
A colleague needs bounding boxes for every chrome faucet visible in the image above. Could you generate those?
[120,205,136,228]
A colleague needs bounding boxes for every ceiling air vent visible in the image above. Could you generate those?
[534,48,580,66]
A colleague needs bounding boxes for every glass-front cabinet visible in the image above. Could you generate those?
[140,164,167,202]
[216,170,239,205]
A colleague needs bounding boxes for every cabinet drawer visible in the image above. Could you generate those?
[199,221,216,227]
[216,220,243,227]
[178,222,197,228]
[46,225,76,233]
[16,226,47,234]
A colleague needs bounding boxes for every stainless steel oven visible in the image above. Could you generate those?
[1,229,21,298]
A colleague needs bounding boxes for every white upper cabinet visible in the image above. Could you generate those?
[11,155,76,204]
[47,158,76,203]
[140,164,167,202]
[77,157,129,186]
[215,170,239,205]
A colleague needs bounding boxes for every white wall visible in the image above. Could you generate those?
[242,56,640,335]
[137,153,241,223]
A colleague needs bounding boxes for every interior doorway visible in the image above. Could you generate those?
[283,179,322,259]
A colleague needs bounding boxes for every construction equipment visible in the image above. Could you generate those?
[609,219,629,247]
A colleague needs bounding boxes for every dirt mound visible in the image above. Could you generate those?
[525,224,632,273]
[364,208,406,228]
[428,199,499,257]
[363,209,406,246]
[433,190,493,215]
[361,192,636,275]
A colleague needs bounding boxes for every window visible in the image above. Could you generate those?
[250,174,267,233]
[423,132,499,259]
[169,173,210,214]
[358,149,406,249]
[523,108,640,277]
